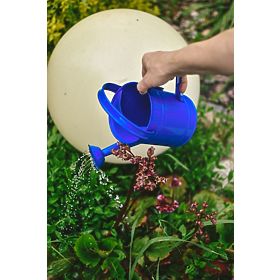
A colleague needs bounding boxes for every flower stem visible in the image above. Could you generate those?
[114,180,135,230]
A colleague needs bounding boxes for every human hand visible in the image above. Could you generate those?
[137,51,188,94]
[137,29,234,95]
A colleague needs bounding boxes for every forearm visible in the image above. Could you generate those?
[173,28,234,76]
[137,29,234,93]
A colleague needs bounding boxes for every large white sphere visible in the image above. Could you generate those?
[48,9,200,164]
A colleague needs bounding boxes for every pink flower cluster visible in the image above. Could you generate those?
[111,142,166,191]
[156,194,179,213]
[189,201,217,242]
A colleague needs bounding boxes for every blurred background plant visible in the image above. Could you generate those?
[48,0,234,279]
[47,0,160,57]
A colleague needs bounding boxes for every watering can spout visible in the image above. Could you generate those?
[88,145,104,169]
[88,142,139,169]
[88,142,119,169]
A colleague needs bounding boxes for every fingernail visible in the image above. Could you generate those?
[137,85,146,95]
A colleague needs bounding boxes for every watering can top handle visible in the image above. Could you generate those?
[175,76,183,101]
[98,83,154,140]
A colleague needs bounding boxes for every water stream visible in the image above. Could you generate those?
[58,150,121,233]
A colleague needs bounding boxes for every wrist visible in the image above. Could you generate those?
[169,49,187,76]
[167,47,197,76]
[161,51,181,78]
[173,42,208,75]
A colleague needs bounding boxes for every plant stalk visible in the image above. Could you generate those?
[114,180,135,230]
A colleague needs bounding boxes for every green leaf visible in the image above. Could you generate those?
[102,257,126,279]
[108,167,119,175]
[98,237,118,258]
[216,223,234,244]
[204,219,234,226]
[132,236,149,256]
[146,240,176,262]
[228,170,234,182]
[94,192,102,201]
[164,154,189,171]
[193,190,224,212]
[48,258,72,277]
[129,213,142,280]
[127,197,154,225]
[202,241,229,261]
[112,249,126,261]
[130,236,181,280]
[179,225,187,237]
[215,218,234,244]
[94,207,103,214]
[47,224,56,234]
[49,196,59,205]
[74,234,100,267]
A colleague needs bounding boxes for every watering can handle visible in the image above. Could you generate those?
[175,76,183,101]
[98,83,154,140]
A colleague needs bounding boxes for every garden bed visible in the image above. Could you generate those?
[48,1,234,279]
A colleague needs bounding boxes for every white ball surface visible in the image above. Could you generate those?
[48,9,200,164]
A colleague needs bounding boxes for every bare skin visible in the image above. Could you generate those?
[137,28,234,94]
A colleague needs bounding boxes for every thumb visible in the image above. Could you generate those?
[137,74,153,94]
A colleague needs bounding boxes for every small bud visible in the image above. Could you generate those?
[190,202,198,209]
[211,218,217,225]
[171,176,182,187]
[204,235,210,243]
[202,201,208,208]
[147,146,155,157]
[157,194,165,201]
[196,220,204,228]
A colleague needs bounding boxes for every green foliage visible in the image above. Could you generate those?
[47,116,79,224]
[74,234,100,266]
[48,101,234,279]
[47,0,160,56]
[48,117,123,234]
[48,258,73,278]
[132,235,177,263]
[193,190,225,212]
[146,240,176,262]
[74,234,126,278]
[216,203,234,244]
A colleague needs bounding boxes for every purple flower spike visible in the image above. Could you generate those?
[189,201,217,242]
[112,143,166,192]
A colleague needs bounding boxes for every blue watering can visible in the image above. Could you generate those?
[89,77,197,168]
